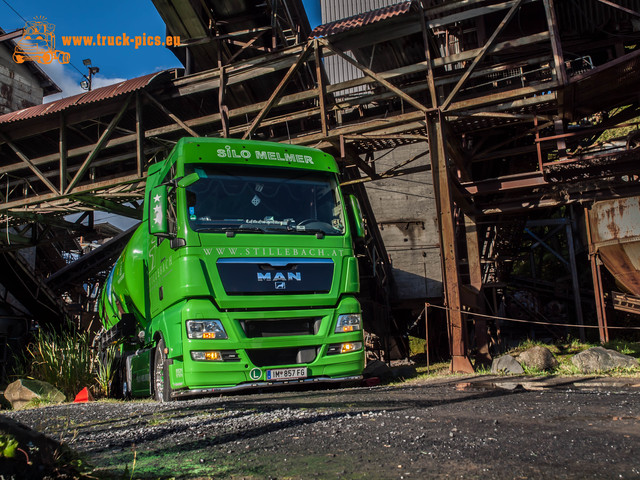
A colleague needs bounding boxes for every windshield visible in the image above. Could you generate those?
[185,164,345,235]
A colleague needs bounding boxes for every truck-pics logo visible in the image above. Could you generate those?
[13,18,70,65]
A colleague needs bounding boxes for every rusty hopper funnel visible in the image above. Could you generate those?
[589,196,640,296]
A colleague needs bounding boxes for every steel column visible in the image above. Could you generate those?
[427,110,473,373]
[584,207,610,343]
[465,214,491,365]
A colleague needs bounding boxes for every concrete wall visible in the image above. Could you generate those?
[0,45,43,114]
[320,0,443,302]
[364,143,443,301]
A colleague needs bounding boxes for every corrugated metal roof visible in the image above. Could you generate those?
[0,70,170,125]
[310,1,412,38]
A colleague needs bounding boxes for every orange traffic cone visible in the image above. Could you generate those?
[74,387,94,403]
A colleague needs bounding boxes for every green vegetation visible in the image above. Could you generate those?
[595,106,640,143]
[407,336,640,378]
[14,323,118,402]
[24,324,94,399]
[0,433,18,458]
[95,344,118,398]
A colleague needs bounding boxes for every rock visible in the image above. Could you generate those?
[491,355,524,375]
[4,379,66,410]
[571,347,638,373]
[363,360,393,382]
[517,346,559,371]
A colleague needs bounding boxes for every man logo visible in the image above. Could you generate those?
[275,282,286,290]
[256,272,302,282]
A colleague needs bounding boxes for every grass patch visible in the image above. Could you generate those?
[24,325,95,400]
[11,323,123,407]
[407,336,640,379]
[503,339,640,377]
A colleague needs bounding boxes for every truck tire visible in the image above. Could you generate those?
[153,339,173,402]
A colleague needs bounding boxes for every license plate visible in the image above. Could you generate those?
[266,367,307,381]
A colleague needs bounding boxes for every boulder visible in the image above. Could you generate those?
[571,347,638,374]
[4,379,65,410]
[363,359,393,382]
[517,346,559,371]
[491,355,524,375]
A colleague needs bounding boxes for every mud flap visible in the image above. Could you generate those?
[125,348,152,397]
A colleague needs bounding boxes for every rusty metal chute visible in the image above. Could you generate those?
[588,196,640,297]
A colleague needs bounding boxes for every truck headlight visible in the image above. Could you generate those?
[186,320,228,339]
[191,351,223,361]
[327,342,363,355]
[335,314,361,333]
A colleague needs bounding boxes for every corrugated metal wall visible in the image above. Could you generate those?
[320,0,401,99]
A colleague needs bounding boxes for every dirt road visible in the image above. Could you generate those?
[3,376,640,479]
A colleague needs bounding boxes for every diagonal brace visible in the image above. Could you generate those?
[441,0,524,111]
[73,194,142,220]
[320,38,429,113]
[1,133,59,195]
[65,95,133,194]
[242,42,313,140]
[143,90,198,137]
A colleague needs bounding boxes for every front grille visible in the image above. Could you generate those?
[240,318,321,338]
[246,347,319,367]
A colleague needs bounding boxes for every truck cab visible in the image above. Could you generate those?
[99,138,365,400]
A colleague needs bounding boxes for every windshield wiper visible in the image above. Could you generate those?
[293,227,328,239]
[195,225,265,234]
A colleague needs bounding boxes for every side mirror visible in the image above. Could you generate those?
[177,172,200,188]
[149,185,169,236]
[348,194,365,240]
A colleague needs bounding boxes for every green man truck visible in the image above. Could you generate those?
[98,137,365,401]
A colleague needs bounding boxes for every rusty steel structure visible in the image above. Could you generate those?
[1,0,640,368]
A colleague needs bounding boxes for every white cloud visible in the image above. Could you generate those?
[39,60,126,103]
[15,37,127,102]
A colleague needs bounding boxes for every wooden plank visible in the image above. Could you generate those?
[1,174,144,212]
[434,32,549,68]
[284,110,426,146]
[447,81,558,111]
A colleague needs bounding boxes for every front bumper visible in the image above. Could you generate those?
[172,374,362,398]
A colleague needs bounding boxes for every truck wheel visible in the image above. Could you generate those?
[153,339,173,402]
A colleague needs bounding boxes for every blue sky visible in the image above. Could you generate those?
[1,0,322,100]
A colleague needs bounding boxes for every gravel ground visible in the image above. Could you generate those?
[2,376,640,479]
